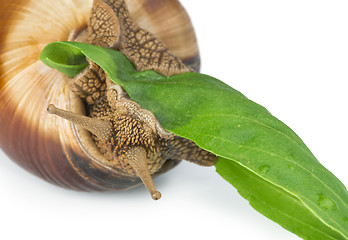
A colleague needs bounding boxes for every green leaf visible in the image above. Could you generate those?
[216,157,345,240]
[40,41,348,240]
[40,42,88,77]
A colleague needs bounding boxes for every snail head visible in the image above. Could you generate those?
[47,0,217,200]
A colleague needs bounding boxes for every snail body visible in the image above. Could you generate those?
[0,0,216,199]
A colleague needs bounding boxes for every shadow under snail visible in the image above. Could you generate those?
[0,0,217,200]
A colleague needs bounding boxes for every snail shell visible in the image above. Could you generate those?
[0,0,201,191]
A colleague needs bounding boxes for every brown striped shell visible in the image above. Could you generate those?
[0,0,200,191]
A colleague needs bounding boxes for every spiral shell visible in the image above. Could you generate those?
[0,0,200,191]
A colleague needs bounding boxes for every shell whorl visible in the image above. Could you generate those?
[0,0,200,190]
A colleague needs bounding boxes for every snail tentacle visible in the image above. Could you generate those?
[122,146,161,200]
[47,104,113,141]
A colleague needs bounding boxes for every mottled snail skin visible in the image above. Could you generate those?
[0,0,216,198]
[126,0,200,71]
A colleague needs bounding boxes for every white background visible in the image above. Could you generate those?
[1,0,347,239]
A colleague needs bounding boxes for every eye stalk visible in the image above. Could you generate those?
[123,147,162,200]
[47,104,113,141]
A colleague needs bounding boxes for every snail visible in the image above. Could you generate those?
[0,0,217,200]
